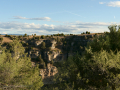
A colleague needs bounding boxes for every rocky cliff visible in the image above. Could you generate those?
[29,33,105,82]
[29,33,105,62]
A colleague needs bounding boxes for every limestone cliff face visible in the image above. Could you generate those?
[29,50,40,59]
[29,34,103,62]
[40,63,58,79]
[50,39,56,49]
[29,34,105,83]
[35,40,43,47]
[43,50,63,62]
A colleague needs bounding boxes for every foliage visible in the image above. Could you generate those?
[35,36,40,40]
[41,42,46,49]
[33,36,35,40]
[86,24,120,55]
[53,47,120,89]
[43,62,46,69]
[86,31,90,34]
[50,60,54,65]
[23,33,27,37]
[18,35,23,39]
[5,34,14,40]
[41,35,45,39]
[57,37,61,44]
[34,34,36,36]
[70,34,73,35]
[81,31,90,34]
[52,25,120,89]
[38,55,44,64]
[48,47,51,51]
[0,37,3,42]
[0,39,43,90]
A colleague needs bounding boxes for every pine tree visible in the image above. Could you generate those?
[43,62,46,69]
[0,37,3,43]
[38,36,40,40]
[53,25,120,89]
[41,42,46,49]
[57,37,60,44]
[41,35,45,39]
[38,55,44,64]
[0,39,43,90]
[24,33,27,37]
[51,60,54,65]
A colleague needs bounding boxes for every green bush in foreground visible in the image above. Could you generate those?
[51,25,120,90]
[0,39,43,90]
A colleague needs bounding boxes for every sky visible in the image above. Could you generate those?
[0,0,120,35]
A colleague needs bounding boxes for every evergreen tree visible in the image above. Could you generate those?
[53,25,120,90]
[23,33,27,37]
[0,37,3,43]
[41,42,46,49]
[38,36,40,40]
[34,34,36,36]
[57,37,60,44]
[38,55,44,64]
[86,31,88,34]
[51,60,54,65]
[0,39,43,90]
[43,62,46,69]
[41,35,45,39]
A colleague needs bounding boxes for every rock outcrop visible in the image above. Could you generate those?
[29,50,40,59]
[30,33,106,84]
[50,39,56,49]
[43,50,62,62]
[40,63,58,79]
[35,40,43,46]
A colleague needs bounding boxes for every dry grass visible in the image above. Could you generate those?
[0,35,13,43]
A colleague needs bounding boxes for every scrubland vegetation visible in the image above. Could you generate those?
[0,25,120,90]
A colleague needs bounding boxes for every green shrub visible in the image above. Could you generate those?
[0,37,3,42]
[35,36,40,40]
[50,60,54,65]
[41,35,45,39]
[41,42,46,49]
[0,39,43,89]
[23,33,27,37]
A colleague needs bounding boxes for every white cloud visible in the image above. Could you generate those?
[100,1,120,7]
[13,16,51,21]
[107,1,120,7]
[71,22,111,26]
[0,21,119,35]
[3,32,7,34]
[99,2,105,4]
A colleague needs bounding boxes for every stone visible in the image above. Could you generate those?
[39,63,58,79]
[35,40,43,46]
[44,50,62,62]
[0,50,2,54]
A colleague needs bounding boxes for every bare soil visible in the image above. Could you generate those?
[0,35,13,43]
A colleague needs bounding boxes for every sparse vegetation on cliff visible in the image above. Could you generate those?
[1,25,120,89]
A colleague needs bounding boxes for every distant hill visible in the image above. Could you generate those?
[0,34,24,36]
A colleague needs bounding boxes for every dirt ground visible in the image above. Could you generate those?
[0,35,13,43]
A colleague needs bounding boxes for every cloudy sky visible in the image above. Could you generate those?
[0,0,120,35]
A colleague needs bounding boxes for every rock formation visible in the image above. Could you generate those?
[35,40,43,46]
[39,63,58,79]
